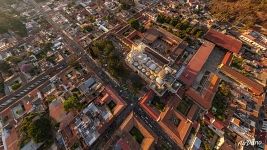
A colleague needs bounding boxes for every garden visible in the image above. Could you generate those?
[129,127,144,144]
[176,98,193,116]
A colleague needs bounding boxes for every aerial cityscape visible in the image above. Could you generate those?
[0,0,266,150]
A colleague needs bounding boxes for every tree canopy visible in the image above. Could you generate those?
[129,19,145,32]
[6,56,23,64]
[63,95,83,112]
[0,10,27,37]
[209,0,267,29]
[129,19,140,30]
[90,40,128,78]
[0,60,11,74]
[19,113,52,146]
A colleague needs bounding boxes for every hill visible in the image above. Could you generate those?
[208,0,267,29]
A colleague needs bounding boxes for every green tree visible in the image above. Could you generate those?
[28,117,51,143]
[157,14,166,23]
[6,56,23,64]
[0,11,27,37]
[63,96,83,112]
[195,31,203,38]
[121,2,131,10]
[0,81,4,96]
[170,17,179,26]
[129,19,140,30]
[20,113,52,146]
[0,60,11,74]
[11,81,21,91]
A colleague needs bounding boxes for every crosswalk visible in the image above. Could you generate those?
[0,75,50,109]
[261,119,267,132]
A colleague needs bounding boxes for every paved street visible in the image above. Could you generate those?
[25,0,180,149]
[0,61,67,112]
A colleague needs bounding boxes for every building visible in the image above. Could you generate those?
[142,27,186,61]
[116,112,158,150]
[139,89,200,149]
[219,64,265,97]
[239,30,267,51]
[179,29,243,110]
[228,117,255,141]
[179,41,226,110]
[158,95,199,149]
[58,85,126,149]
[204,29,242,54]
[126,43,181,96]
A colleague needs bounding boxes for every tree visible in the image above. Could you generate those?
[11,81,21,91]
[170,17,179,26]
[0,11,27,37]
[28,116,51,143]
[121,2,131,10]
[180,19,190,30]
[0,81,4,97]
[20,113,52,146]
[195,30,203,38]
[157,14,166,23]
[129,19,140,30]
[81,24,93,32]
[0,60,11,74]
[6,56,22,64]
[63,96,83,112]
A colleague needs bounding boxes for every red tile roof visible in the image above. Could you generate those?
[221,52,232,65]
[59,112,75,130]
[185,74,220,110]
[204,29,242,53]
[49,99,66,123]
[104,86,127,115]
[179,41,215,87]
[204,112,225,130]
[5,127,19,150]
[220,65,265,96]
[116,139,131,150]
[139,90,160,121]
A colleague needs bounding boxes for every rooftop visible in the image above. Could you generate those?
[204,29,242,54]
[219,64,265,96]
[49,99,66,123]
[119,112,157,150]
[185,74,220,110]
[158,95,198,148]
[126,43,181,96]
[142,27,185,60]
[139,90,161,121]
[179,41,215,87]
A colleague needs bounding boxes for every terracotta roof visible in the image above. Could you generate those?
[139,90,160,121]
[143,28,160,44]
[179,41,215,87]
[221,51,232,65]
[104,86,127,116]
[156,27,183,45]
[5,127,19,150]
[204,29,242,53]
[185,74,220,110]
[49,99,66,123]
[231,117,241,126]
[96,93,109,105]
[158,95,195,148]
[59,112,75,130]
[115,138,131,150]
[220,65,265,95]
[204,112,225,130]
[119,112,157,150]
